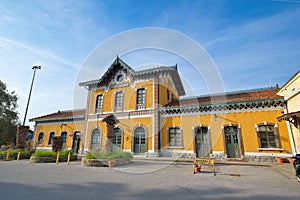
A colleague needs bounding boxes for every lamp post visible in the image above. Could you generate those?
[22,66,41,126]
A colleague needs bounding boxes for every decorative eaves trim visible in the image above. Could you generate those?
[160,98,284,114]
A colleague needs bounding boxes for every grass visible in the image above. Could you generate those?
[85,150,133,161]
[0,149,31,155]
[32,151,73,158]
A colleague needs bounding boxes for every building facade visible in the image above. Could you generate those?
[277,70,300,155]
[30,57,292,161]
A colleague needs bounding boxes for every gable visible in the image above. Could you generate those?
[79,57,186,96]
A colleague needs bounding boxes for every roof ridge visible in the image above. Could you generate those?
[179,86,278,100]
[134,65,177,74]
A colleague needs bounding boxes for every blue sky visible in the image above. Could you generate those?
[0,0,299,126]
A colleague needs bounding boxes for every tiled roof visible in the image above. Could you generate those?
[164,87,282,107]
[79,57,185,96]
[29,109,85,122]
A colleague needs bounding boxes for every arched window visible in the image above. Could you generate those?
[38,132,44,145]
[91,129,101,150]
[48,132,55,145]
[134,126,146,154]
[113,128,122,151]
[61,131,67,144]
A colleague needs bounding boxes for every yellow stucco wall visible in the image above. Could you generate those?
[90,81,154,114]
[161,110,291,154]
[85,117,153,151]
[34,121,85,149]
[278,71,300,153]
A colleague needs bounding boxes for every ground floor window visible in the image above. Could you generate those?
[38,132,44,145]
[257,124,278,148]
[91,129,101,150]
[168,127,182,147]
[113,128,122,150]
[48,132,55,145]
[61,131,67,144]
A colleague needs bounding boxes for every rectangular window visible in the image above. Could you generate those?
[168,127,182,147]
[95,94,103,113]
[136,88,146,110]
[48,132,55,145]
[167,90,170,101]
[115,92,123,112]
[258,125,278,148]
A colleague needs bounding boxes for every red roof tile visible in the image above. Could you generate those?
[164,88,282,107]
[29,109,85,122]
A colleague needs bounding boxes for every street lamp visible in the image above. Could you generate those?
[22,66,41,126]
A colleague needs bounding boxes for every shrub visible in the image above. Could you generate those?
[85,150,133,161]
[33,151,72,157]
[0,149,31,155]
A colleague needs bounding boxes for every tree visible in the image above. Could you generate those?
[0,80,18,145]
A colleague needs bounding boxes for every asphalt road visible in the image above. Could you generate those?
[0,160,299,200]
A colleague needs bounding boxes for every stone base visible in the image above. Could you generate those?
[160,150,195,158]
[81,158,132,167]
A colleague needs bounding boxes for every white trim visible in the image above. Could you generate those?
[283,109,297,154]
[257,148,284,151]
[84,89,92,151]
[35,120,85,125]
[244,152,289,157]
[284,87,300,101]
[152,79,155,151]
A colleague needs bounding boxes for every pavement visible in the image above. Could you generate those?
[132,155,297,181]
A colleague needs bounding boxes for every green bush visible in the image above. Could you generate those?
[0,149,31,155]
[33,151,72,158]
[85,150,133,161]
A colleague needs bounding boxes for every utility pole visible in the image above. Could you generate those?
[22,66,41,126]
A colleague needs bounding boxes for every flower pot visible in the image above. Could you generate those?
[288,157,295,165]
[276,157,285,163]
[108,161,116,168]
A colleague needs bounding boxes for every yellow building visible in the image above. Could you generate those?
[277,70,300,155]
[30,57,292,161]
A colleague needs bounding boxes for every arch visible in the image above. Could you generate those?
[132,125,148,154]
[72,131,81,153]
[90,128,101,150]
[113,127,123,151]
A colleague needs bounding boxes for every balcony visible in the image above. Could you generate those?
[136,104,145,110]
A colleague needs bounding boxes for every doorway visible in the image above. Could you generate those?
[133,127,146,154]
[72,131,81,153]
[224,126,240,158]
[195,126,210,158]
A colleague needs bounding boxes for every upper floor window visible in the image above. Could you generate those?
[136,88,146,110]
[171,94,174,101]
[38,132,44,145]
[167,90,170,101]
[168,127,182,147]
[95,94,103,113]
[115,92,123,112]
[61,131,67,144]
[257,123,279,148]
[48,132,55,145]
